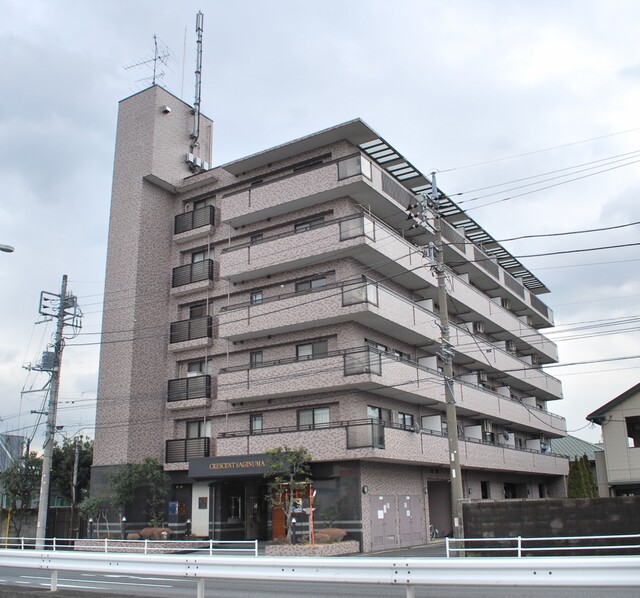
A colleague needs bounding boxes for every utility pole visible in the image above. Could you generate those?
[413,174,465,545]
[35,275,81,548]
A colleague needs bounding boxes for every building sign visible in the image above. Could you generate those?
[189,454,270,479]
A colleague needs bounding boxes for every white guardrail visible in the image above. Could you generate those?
[446,533,640,557]
[0,549,639,598]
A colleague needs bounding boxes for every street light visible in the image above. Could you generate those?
[0,244,14,253]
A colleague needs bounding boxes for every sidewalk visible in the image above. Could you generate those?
[362,539,447,558]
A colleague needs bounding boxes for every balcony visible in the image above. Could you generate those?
[171,260,214,297]
[166,437,210,463]
[168,375,211,402]
[169,316,213,352]
[219,276,561,401]
[214,419,567,475]
[173,206,215,244]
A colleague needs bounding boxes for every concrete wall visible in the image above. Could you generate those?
[464,496,640,542]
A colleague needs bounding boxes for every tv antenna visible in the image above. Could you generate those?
[125,34,173,87]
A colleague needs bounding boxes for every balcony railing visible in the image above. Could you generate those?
[169,316,212,344]
[346,420,385,449]
[174,206,215,235]
[167,375,211,402]
[172,260,214,288]
[166,437,210,463]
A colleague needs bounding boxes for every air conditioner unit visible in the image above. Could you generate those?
[506,340,516,353]
[501,297,511,310]
[473,321,485,334]
[477,371,488,384]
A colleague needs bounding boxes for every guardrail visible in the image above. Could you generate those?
[446,533,640,558]
[0,549,638,598]
[3,537,258,556]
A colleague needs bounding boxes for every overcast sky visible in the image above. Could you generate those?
[1,0,639,451]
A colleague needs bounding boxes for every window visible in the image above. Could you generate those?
[626,416,640,448]
[250,290,264,305]
[481,481,490,499]
[295,277,326,292]
[187,359,211,377]
[294,216,325,233]
[191,250,207,263]
[397,412,414,431]
[250,414,263,434]
[250,233,263,244]
[187,419,211,439]
[190,302,208,318]
[394,349,411,361]
[366,339,388,352]
[298,407,330,430]
[249,351,263,368]
[194,198,215,210]
[368,405,391,424]
[296,340,328,360]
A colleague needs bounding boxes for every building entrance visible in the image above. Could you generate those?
[212,479,270,540]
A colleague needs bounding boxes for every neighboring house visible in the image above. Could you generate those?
[549,434,600,492]
[91,85,568,552]
[587,382,640,496]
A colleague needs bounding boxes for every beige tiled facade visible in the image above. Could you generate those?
[92,85,568,552]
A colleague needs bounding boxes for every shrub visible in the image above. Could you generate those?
[139,527,171,540]
[314,528,347,544]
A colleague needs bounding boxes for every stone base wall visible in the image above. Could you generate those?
[265,540,360,557]
[73,539,210,553]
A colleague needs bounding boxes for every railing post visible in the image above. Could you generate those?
[209,539,213,556]
[445,536,450,558]
[51,569,58,592]
[104,538,108,553]
[406,587,416,598]
[254,539,258,556]
[21,537,24,550]
[145,539,148,555]
[517,536,522,558]
[197,578,205,598]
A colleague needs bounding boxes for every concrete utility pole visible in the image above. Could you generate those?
[35,275,72,548]
[418,173,465,544]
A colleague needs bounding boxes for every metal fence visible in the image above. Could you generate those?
[446,533,640,557]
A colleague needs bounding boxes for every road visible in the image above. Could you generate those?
[0,567,638,598]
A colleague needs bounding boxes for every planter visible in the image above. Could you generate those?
[264,540,360,557]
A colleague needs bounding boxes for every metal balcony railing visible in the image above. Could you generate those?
[174,206,215,235]
[167,375,211,402]
[165,437,210,463]
[172,260,214,288]
[169,316,212,344]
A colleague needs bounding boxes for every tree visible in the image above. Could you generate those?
[580,454,597,498]
[108,458,170,525]
[264,446,312,543]
[567,454,596,498]
[51,437,93,536]
[0,452,42,536]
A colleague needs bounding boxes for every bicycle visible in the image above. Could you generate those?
[429,524,438,541]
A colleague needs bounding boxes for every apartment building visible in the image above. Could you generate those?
[92,85,568,551]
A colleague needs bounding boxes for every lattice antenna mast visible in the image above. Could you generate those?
[190,11,204,152]
[124,34,171,87]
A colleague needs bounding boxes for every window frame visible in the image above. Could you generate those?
[249,351,263,368]
[250,413,264,434]
[296,339,328,361]
[295,277,327,293]
[297,406,330,430]
[250,290,264,305]
[294,216,325,233]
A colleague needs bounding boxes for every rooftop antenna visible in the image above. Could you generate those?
[187,11,208,173]
[191,11,204,152]
[124,34,172,87]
